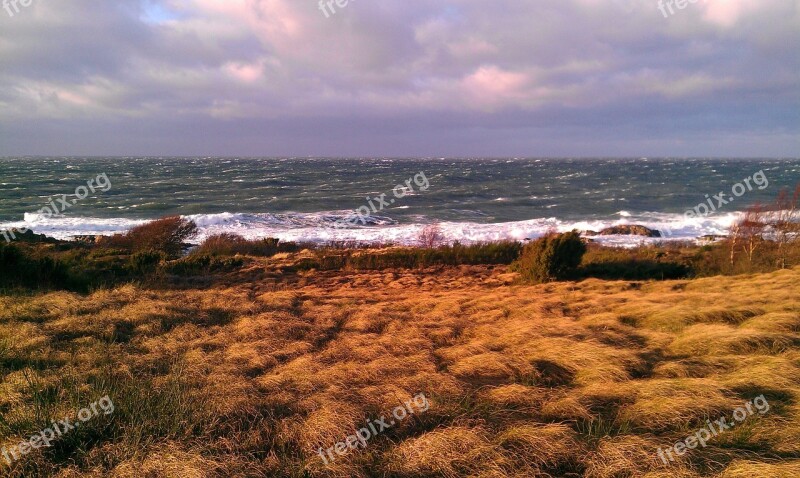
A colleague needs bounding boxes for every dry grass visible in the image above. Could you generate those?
[0,255,799,477]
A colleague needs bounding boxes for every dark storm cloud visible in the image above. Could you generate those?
[0,0,797,156]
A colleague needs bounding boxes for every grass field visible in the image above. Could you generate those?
[1,253,799,477]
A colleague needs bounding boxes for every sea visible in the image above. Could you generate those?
[1,157,798,247]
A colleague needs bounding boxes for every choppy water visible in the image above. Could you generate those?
[1,157,798,246]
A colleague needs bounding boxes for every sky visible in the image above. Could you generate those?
[0,0,798,157]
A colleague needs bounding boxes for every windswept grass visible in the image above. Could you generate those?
[0,247,799,476]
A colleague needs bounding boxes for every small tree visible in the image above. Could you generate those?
[512,230,586,283]
[737,204,767,265]
[728,221,740,268]
[770,185,800,269]
[418,224,445,248]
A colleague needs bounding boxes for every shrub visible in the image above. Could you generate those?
[0,242,87,292]
[449,241,522,265]
[581,258,691,280]
[164,254,244,275]
[95,234,134,250]
[512,231,586,283]
[99,216,197,258]
[323,241,522,271]
[579,244,692,280]
[192,234,299,257]
[127,250,165,275]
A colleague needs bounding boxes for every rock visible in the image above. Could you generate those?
[597,225,662,238]
[73,235,100,244]
[0,228,58,244]
[698,234,727,242]
[583,230,599,237]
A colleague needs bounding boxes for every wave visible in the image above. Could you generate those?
[0,210,741,247]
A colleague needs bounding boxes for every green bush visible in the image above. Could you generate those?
[512,231,586,283]
[316,241,522,271]
[127,250,165,275]
[0,242,88,292]
[192,234,300,257]
[581,258,691,280]
[163,254,244,275]
[579,243,692,280]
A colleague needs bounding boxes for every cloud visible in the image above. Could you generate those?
[0,0,797,156]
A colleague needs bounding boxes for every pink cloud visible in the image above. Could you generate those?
[461,66,533,110]
[225,61,265,83]
[701,0,783,27]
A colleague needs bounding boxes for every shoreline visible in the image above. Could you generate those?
[1,223,728,249]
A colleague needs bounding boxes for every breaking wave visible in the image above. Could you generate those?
[0,210,741,247]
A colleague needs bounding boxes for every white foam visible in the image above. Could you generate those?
[2,215,149,240]
[0,210,741,247]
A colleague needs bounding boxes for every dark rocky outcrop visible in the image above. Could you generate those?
[698,234,727,242]
[73,235,100,244]
[584,225,662,238]
[0,228,59,244]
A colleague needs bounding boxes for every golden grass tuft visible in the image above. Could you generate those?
[496,423,583,472]
[108,445,223,477]
[386,427,505,477]
[619,378,739,431]
[669,324,794,356]
[717,460,800,477]
[481,384,544,410]
[584,435,691,478]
